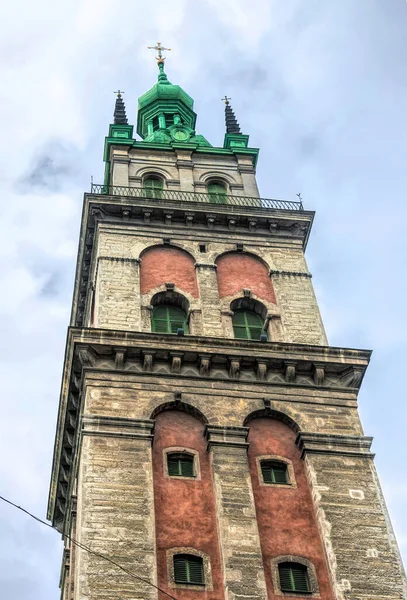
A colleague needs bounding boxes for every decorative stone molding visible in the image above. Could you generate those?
[194,262,217,270]
[205,425,249,450]
[313,362,325,386]
[270,269,312,279]
[97,256,141,265]
[199,355,211,376]
[170,352,183,373]
[296,432,374,458]
[81,415,155,440]
[270,555,320,597]
[114,347,126,370]
[284,360,297,383]
[256,360,268,381]
[48,330,371,530]
[142,350,155,371]
[229,357,241,379]
[166,547,213,591]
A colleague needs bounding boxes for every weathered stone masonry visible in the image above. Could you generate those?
[49,62,406,600]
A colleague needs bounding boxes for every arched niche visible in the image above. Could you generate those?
[216,251,276,303]
[140,245,199,298]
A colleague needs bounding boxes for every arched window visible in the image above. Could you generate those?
[143,176,163,198]
[151,305,189,334]
[167,452,195,477]
[232,310,266,340]
[278,562,310,594]
[174,554,204,585]
[207,181,227,204]
[260,460,289,484]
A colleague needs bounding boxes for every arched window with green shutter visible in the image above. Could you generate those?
[207,181,227,204]
[151,305,189,334]
[232,310,266,340]
[173,554,204,585]
[278,563,311,594]
[143,176,163,198]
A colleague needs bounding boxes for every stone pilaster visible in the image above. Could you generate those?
[195,263,223,336]
[297,432,407,600]
[75,416,157,600]
[95,257,141,331]
[206,425,267,600]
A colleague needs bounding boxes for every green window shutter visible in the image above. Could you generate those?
[143,177,163,198]
[174,555,204,585]
[261,461,289,484]
[151,306,189,334]
[232,310,266,341]
[167,453,194,477]
[180,456,194,477]
[167,455,181,476]
[208,182,227,204]
[174,557,188,583]
[279,563,310,593]
[187,557,204,584]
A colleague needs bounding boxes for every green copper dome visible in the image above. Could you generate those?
[136,63,197,140]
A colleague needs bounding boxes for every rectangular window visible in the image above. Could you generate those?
[174,555,204,585]
[167,453,194,477]
[261,460,289,484]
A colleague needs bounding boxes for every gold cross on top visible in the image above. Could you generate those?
[148,41,171,64]
[222,95,231,105]
[114,90,124,98]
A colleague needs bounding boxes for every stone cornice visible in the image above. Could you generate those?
[47,327,371,532]
[270,269,312,279]
[296,432,374,458]
[205,425,249,450]
[69,194,314,329]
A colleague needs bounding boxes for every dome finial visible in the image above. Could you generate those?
[222,96,241,134]
[147,41,171,65]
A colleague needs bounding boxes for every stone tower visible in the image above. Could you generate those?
[48,57,406,600]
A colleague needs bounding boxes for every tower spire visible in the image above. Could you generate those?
[113,90,128,125]
[222,96,241,134]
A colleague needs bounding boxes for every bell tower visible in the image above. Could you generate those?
[48,51,406,600]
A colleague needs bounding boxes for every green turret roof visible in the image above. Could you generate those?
[138,63,194,110]
[136,63,197,140]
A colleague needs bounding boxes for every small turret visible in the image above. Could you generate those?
[222,96,250,150]
[113,90,128,125]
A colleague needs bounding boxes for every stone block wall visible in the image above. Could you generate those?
[61,370,406,600]
[92,225,327,345]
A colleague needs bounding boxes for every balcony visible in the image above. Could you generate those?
[90,184,304,211]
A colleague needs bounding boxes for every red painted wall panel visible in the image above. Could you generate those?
[248,418,334,600]
[141,247,199,298]
[153,410,224,600]
[216,253,276,303]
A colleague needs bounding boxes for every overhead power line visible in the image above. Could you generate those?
[0,495,179,600]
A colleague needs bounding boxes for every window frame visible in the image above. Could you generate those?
[167,452,195,478]
[163,447,201,481]
[207,180,228,204]
[270,556,319,597]
[151,305,189,335]
[166,547,213,591]
[232,309,267,341]
[278,563,311,594]
[143,175,164,198]
[173,554,205,586]
[255,455,296,489]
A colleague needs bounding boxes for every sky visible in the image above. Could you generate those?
[0,0,406,597]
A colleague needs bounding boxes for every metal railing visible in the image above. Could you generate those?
[90,184,304,211]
